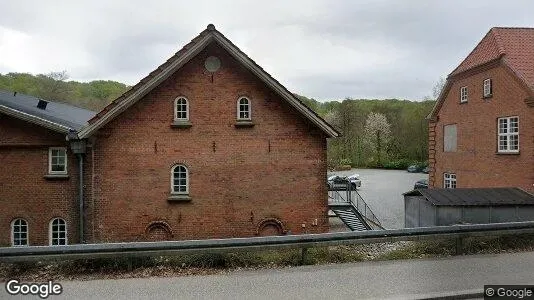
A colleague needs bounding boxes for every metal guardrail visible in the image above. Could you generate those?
[1,221,534,262]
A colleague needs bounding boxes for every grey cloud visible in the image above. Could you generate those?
[1,0,534,101]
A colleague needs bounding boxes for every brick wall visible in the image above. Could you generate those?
[0,116,79,246]
[87,43,329,242]
[431,63,534,192]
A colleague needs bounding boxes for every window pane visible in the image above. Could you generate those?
[510,135,519,150]
[499,119,507,133]
[172,166,188,193]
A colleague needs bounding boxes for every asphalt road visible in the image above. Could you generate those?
[8,251,529,300]
[329,169,428,229]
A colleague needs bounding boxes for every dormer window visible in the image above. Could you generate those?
[460,86,468,103]
[483,79,492,98]
[174,97,189,121]
[237,97,251,120]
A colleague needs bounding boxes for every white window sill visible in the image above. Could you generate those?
[44,174,69,180]
[234,120,255,127]
[496,151,520,155]
[167,194,192,202]
[170,120,192,128]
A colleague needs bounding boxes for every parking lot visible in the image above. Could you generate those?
[328,168,428,229]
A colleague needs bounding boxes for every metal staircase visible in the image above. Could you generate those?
[328,185,384,231]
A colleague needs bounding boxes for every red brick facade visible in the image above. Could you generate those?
[0,116,79,246]
[429,62,534,192]
[0,30,332,246]
[87,43,329,242]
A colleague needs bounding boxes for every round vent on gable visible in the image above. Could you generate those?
[204,56,221,72]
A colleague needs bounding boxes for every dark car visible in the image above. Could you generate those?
[413,179,428,189]
[407,165,420,173]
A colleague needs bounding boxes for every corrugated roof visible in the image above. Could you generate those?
[404,188,534,206]
[0,90,96,131]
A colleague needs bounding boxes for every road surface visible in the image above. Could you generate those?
[7,251,531,300]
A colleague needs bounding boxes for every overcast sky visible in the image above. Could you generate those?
[1,0,533,101]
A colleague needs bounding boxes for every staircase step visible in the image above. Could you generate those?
[331,207,370,231]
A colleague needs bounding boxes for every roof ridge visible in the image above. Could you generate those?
[491,26,534,30]
[490,28,506,55]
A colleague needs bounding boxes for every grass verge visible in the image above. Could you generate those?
[1,234,533,281]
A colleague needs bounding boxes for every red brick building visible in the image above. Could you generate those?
[428,27,534,192]
[0,25,339,246]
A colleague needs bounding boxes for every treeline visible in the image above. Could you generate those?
[0,72,434,169]
[0,72,128,111]
[296,95,435,169]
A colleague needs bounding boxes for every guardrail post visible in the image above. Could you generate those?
[301,247,308,265]
[455,236,464,255]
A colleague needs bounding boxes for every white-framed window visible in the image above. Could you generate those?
[483,78,492,97]
[171,165,189,194]
[174,97,189,121]
[49,218,67,246]
[460,86,468,103]
[444,173,456,189]
[11,219,28,246]
[48,147,67,174]
[498,116,519,153]
[237,97,251,120]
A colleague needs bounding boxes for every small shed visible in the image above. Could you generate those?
[404,188,534,228]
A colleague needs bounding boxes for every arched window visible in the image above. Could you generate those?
[171,165,189,194]
[49,218,67,246]
[11,219,28,246]
[174,97,189,121]
[237,97,251,120]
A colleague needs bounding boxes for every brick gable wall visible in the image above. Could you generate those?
[87,43,329,242]
[430,63,534,192]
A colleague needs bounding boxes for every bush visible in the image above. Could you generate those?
[382,159,414,170]
[382,159,428,170]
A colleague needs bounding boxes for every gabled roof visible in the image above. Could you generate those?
[404,188,534,206]
[79,24,339,138]
[428,27,534,120]
[0,90,96,133]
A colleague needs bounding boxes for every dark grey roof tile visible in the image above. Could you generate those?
[0,90,96,130]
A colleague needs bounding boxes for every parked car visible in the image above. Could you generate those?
[421,166,429,174]
[327,174,361,190]
[413,179,428,189]
[407,165,420,173]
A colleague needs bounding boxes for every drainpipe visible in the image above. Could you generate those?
[68,131,87,244]
[77,153,84,243]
